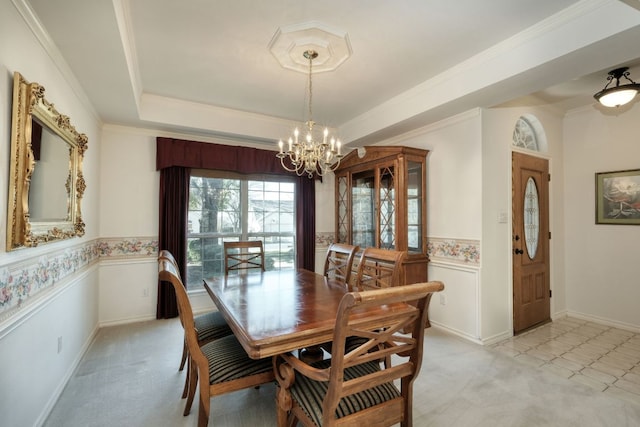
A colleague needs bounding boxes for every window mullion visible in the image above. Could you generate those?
[241,180,249,240]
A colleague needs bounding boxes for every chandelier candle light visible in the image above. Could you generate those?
[277,50,343,178]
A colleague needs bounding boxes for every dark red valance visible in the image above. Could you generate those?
[157,137,289,175]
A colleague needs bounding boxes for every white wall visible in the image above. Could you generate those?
[481,106,566,342]
[314,172,335,273]
[0,268,99,427]
[98,128,159,324]
[563,102,640,329]
[99,128,158,238]
[372,110,484,342]
[315,171,335,240]
[0,2,102,426]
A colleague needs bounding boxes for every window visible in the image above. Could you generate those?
[512,117,538,151]
[512,114,548,152]
[186,171,296,289]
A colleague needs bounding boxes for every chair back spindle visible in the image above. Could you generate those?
[224,241,266,275]
[323,243,359,287]
[354,247,406,291]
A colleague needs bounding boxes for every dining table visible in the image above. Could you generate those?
[203,268,349,360]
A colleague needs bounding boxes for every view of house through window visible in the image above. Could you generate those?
[186,171,296,289]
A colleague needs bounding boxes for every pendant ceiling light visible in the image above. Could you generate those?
[593,67,640,108]
[276,50,343,178]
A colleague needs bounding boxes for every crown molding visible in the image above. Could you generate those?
[11,0,101,124]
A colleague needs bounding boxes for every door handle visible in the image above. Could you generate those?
[514,248,524,255]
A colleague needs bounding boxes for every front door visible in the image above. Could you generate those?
[512,152,550,334]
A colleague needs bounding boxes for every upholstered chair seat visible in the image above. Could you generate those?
[201,334,273,384]
[194,311,232,343]
[288,359,400,426]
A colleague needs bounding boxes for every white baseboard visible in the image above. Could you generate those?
[479,330,514,346]
[99,313,157,328]
[429,321,484,345]
[565,310,640,333]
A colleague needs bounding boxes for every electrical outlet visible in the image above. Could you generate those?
[439,293,446,306]
[57,336,62,354]
[142,287,149,297]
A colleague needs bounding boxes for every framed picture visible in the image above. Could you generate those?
[595,169,640,225]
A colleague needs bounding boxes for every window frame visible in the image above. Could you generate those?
[185,169,297,289]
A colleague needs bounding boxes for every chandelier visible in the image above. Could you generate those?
[277,50,343,178]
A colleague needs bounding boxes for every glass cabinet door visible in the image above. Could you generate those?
[336,175,348,243]
[352,170,375,249]
[379,165,396,249]
[407,161,423,254]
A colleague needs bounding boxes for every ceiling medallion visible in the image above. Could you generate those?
[268,21,352,73]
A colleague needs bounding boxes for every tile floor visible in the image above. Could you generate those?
[491,316,640,406]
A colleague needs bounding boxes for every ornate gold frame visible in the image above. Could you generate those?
[6,72,88,250]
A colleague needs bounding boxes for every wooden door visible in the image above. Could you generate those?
[512,152,550,334]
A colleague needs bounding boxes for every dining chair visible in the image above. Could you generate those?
[158,250,233,413]
[353,247,406,290]
[223,241,266,275]
[158,257,275,427]
[316,243,360,358]
[274,281,445,427]
[322,247,407,356]
[323,243,359,287]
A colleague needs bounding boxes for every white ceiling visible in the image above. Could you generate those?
[23,0,640,147]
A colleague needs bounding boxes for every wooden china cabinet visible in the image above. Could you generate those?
[334,146,429,285]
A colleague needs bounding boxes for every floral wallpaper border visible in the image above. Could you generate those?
[97,237,159,259]
[0,234,479,320]
[428,237,480,265]
[0,237,158,320]
[315,232,335,247]
[315,232,480,266]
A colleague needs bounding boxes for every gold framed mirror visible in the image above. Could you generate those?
[6,72,88,250]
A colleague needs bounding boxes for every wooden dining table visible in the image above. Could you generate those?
[203,268,349,359]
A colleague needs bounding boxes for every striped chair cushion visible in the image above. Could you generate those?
[289,359,401,426]
[200,335,273,385]
[194,311,233,343]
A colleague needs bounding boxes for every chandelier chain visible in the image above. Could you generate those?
[308,51,313,123]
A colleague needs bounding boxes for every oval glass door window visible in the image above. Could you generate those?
[524,177,540,259]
